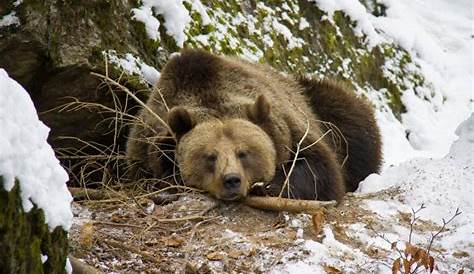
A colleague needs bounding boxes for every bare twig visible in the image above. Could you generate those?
[409,203,426,243]
[426,207,461,254]
[278,110,311,198]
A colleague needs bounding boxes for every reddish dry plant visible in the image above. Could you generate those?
[385,205,462,274]
[390,242,434,274]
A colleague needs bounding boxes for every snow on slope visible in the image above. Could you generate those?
[359,114,474,272]
[316,0,473,167]
[0,69,73,231]
[275,1,473,273]
[375,0,473,165]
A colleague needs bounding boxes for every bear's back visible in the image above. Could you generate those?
[153,50,313,129]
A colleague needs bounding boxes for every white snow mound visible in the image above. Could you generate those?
[0,69,73,231]
[359,113,474,254]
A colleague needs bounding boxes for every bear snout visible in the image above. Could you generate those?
[223,173,241,190]
[218,173,244,201]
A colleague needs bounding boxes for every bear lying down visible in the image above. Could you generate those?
[126,49,382,202]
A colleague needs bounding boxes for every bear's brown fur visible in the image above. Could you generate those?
[126,49,382,201]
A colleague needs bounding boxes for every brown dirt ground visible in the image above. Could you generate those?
[68,187,448,274]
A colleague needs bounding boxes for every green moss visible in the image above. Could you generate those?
[0,176,69,274]
[120,0,428,119]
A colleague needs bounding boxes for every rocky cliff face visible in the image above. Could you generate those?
[0,0,430,184]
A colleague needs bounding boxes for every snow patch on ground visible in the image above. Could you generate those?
[0,69,73,231]
[360,113,474,267]
[274,226,375,273]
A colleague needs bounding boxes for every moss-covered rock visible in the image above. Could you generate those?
[0,176,68,274]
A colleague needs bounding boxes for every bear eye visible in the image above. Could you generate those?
[205,154,217,163]
[237,151,248,160]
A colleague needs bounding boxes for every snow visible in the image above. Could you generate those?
[13,0,23,7]
[298,18,309,30]
[274,226,372,273]
[274,113,474,274]
[312,0,473,167]
[41,254,48,264]
[104,50,160,86]
[312,0,382,46]
[131,0,210,48]
[276,1,473,272]
[188,0,211,26]
[377,0,473,164]
[358,113,474,271]
[0,69,73,231]
[361,114,474,225]
[0,11,20,28]
[270,18,304,50]
[65,258,73,274]
[132,0,191,47]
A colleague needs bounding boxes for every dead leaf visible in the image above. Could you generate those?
[392,258,401,274]
[311,210,325,235]
[323,264,341,274]
[412,248,423,262]
[184,262,198,274]
[228,250,242,259]
[457,268,464,274]
[428,256,435,273]
[391,241,398,250]
[247,246,257,257]
[403,258,411,274]
[287,229,297,241]
[164,235,185,247]
[453,251,469,258]
[79,222,95,248]
[405,242,417,257]
[206,251,224,261]
[110,214,125,223]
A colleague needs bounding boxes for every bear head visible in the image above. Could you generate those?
[167,95,276,201]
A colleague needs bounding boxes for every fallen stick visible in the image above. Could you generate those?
[244,196,336,213]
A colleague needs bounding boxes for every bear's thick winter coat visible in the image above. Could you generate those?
[126,49,382,201]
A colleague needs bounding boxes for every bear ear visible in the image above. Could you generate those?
[247,95,271,123]
[167,107,195,138]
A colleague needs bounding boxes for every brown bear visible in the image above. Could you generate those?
[126,49,382,202]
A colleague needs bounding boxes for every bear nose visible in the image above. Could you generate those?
[223,173,241,190]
